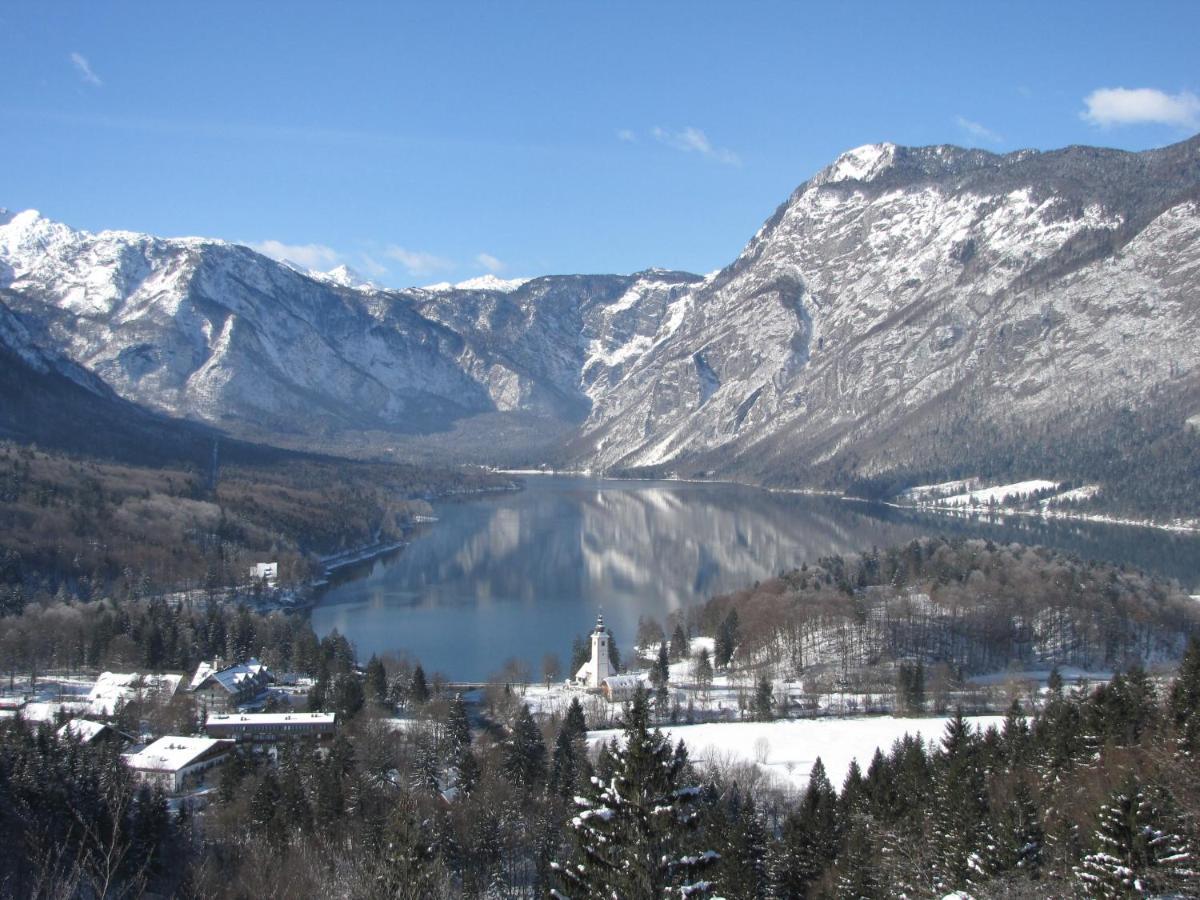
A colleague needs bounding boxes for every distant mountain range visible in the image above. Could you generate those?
[2,134,1198,498]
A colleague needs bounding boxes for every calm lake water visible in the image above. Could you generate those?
[310,476,1200,681]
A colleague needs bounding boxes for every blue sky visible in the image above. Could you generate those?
[2,2,1197,286]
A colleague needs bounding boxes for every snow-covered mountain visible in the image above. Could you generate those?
[574,136,1200,480]
[2,134,1198,482]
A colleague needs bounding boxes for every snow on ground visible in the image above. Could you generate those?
[588,715,1005,792]
[935,480,1059,508]
[1042,484,1100,506]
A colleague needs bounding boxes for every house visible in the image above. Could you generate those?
[204,711,337,742]
[574,613,614,689]
[601,674,648,703]
[57,718,125,746]
[87,672,183,716]
[190,659,273,712]
[124,736,234,793]
[249,562,278,586]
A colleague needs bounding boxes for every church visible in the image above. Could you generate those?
[574,613,613,689]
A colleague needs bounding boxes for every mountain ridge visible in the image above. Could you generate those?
[2,134,1199,508]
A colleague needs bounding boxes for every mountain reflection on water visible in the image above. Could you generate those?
[310,476,1200,681]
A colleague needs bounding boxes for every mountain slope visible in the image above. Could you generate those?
[574,136,1200,484]
[2,135,1198,498]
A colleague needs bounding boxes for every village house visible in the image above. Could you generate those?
[600,673,647,703]
[204,711,337,743]
[190,658,274,712]
[249,562,278,586]
[124,736,234,793]
[57,718,132,747]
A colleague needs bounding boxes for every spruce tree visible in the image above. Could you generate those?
[1169,637,1200,752]
[446,692,471,755]
[1076,777,1196,898]
[670,624,689,662]
[752,675,774,722]
[504,703,547,790]
[364,654,388,705]
[552,686,717,898]
[771,758,839,897]
[835,817,884,900]
[410,665,431,705]
[929,711,987,894]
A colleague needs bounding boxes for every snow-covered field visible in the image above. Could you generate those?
[588,715,1005,792]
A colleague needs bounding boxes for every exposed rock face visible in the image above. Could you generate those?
[2,134,1198,480]
[575,137,1200,479]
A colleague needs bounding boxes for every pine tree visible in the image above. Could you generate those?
[711,786,768,899]
[929,710,988,894]
[410,665,431,705]
[1076,777,1196,898]
[446,692,471,755]
[670,624,689,662]
[752,675,774,722]
[834,817,884,900]
[694,647,714,696]
[1169,637,1200,752]
[988,776,1043,877]
[364,654,388,706]
[715,610,740,669]
[504,703,547,790]
[552,686,717,898]
[771,758,839,897]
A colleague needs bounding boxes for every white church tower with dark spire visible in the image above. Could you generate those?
[575,612,613,689]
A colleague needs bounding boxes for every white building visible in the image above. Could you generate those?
[574,613,614,689]
[204,711,337,742]
[249,562,278,586]
[124,736,234,793]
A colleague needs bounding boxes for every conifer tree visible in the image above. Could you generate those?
[835,817,884,900]
[711,785,768,899]
[446,692,471,755]
[771,758,839,897]
[552,686,717,898]
[504,703,547,790]
[929,710,987,894]
[694,647,714,696]
[1169,637,1200,752]
[410,665,431,705]
[752,675,774,721]
[364,654,388,706]
[1076,777,1196,898]
[669,623,689,662]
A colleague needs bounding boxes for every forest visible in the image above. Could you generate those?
[840,390,1200,522]
[690,537,1199,679]
[2,646,1199,898]
[0,442,508,610]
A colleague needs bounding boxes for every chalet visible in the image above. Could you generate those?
[124,736,234,793]
[57,718,118,746]
[204,711,337,743]
[601,674,647,703]
[190,659,274,712]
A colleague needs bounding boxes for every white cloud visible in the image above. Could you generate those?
[955,115,1003,144]
[357,253,390,279]
[1081,87,1200,128]
[385,245,454,277]
[651,126,740,165]
[475,252,505,274]
[70,52,102,87]
[249,239,340,270]
[616,128,637,143]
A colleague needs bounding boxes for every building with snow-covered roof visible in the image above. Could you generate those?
[601,674,649,703]
[57,718,121,746]
[124,736,234,793]
[249,562,278,586]
[574,613,614,689]
[190,659,273,712]
[204,711,336,742]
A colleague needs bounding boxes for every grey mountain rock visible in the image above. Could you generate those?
[1,134,1198,483]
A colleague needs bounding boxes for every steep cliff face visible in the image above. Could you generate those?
[2,134,1198,483]
[574,137,1200,480]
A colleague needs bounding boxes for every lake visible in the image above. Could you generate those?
[310,476,1200,681]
